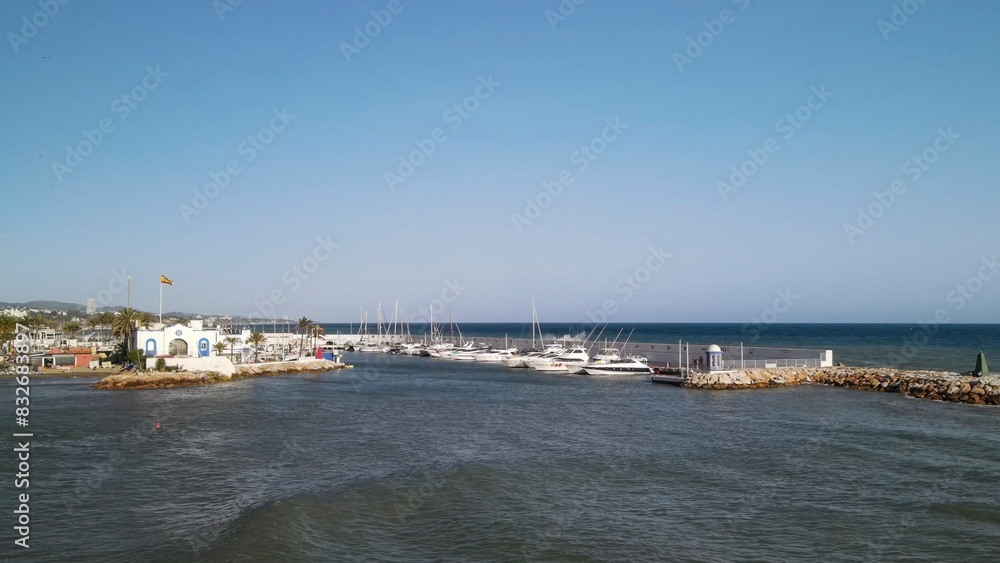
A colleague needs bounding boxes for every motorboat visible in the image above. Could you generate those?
[530,347,590,372]
[503,345,564,368]
[567,347,622,374]
[447,343,485,361]
[473,347,519,362]
[584,356,653,376]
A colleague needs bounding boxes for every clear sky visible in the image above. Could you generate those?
[1,0,998,323]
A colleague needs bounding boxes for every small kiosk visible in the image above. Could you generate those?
[706,344,724,372]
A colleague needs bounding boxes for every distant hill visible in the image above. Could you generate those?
[0,300,86,311]
[0,301,240,319]
[0,301,277,323]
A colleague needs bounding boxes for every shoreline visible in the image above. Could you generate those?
[91,359,350,390]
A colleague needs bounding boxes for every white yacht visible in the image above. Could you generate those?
[503,345,566,368]
[444,343,480,361]
[531,347,590,372]
[584,356,653,376]
[473,347,518,362]
[567,347,622,374]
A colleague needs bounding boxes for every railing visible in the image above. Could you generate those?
[722,358,820,369]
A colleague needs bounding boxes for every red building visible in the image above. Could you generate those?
[43,347,98,369]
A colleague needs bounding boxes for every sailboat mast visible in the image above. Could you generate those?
[531,295,536,350]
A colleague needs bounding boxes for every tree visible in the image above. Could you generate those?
[225,336,239,363]
[135,311,155,329]
[25,313,46,347]
[93,311,116,344]
[212,341,227,357]
[87,315,102,341]
[0,313,15,356]
[112,308,140,353]
[296,316,312,355]
[62,320,81,341]
[246,331,265,363]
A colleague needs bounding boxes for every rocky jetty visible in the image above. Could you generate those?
[93,359,346,390]
[682,366,1000,405]
[683,369,811,389]
[233,359,345,378]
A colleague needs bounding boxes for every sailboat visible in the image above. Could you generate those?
[504,296,557,368]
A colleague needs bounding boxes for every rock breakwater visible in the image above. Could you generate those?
[94,359,346,390]
[682,366,1000,405]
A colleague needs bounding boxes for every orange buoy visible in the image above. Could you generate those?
[155,422,161,429]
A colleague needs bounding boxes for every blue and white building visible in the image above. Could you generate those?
[136,320,221,358]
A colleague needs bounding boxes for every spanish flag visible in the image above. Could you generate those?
[160,275,173,286]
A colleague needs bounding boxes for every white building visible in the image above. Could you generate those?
[86,299,97,315]
[136,320,223,358]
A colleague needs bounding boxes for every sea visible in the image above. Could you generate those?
[2,323,998,562]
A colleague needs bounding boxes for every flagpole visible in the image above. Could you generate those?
[159,280,163,323]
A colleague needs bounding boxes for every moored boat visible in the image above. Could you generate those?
[584,356,652,376]
[530,347,590,372]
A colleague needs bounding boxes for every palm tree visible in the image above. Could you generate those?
[246,331,265,363]
[135,311,155,329]
[25,313,46,347]
[296,316,312,355]
[224,336,239,363]
[112,308,140,353]
[0,313,15,356]
[62,320,81,341]
[94,311,116,344]
[212,341,227,357]
[87,315,102,342]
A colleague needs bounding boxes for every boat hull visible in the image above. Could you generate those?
[584,366,653,376]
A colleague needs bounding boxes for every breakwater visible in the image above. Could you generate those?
[682,366,1000,405]
[93,359,346,390]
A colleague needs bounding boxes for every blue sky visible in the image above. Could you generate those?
[1,0,998,323]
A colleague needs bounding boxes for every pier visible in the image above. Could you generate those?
[295,332,834,371]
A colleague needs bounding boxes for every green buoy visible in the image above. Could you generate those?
[974,351,988,378]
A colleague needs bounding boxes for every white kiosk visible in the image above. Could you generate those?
[706,344,724,372]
